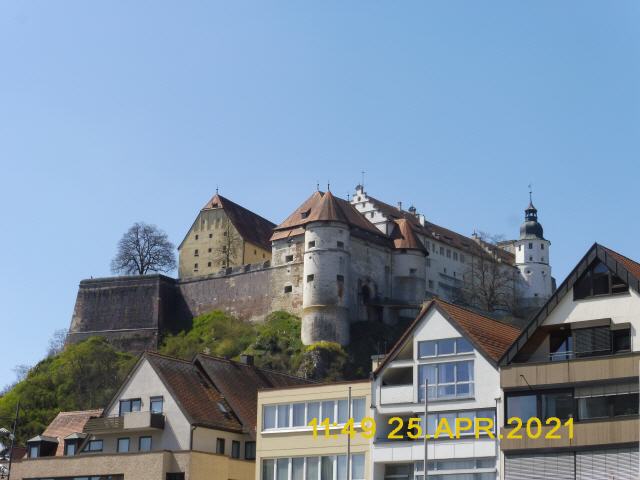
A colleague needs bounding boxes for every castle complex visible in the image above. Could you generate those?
[68,185,554,350]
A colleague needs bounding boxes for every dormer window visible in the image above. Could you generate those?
[301,209,310,219]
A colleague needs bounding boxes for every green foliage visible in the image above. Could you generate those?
[160,310,255,360]
[0,337,136,444]
[298,341,348,381]
[247,311,304,372]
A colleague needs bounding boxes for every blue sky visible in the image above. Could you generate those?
[1,1,639,387]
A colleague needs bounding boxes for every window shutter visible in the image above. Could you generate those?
[576,448,639,480]
[505,453,574,480]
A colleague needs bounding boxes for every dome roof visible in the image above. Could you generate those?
[520,201,544,240]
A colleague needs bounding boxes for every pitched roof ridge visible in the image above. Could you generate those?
[52,409,103,416]
[433,297,521,334]
[599,243,640,267]
[143,350,194,364]
[207,193,276,226]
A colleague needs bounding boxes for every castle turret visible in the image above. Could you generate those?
[515,195,553,305]
[390,219,427,305]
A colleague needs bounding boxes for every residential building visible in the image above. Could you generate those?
[371,298,520,480]
[256,380,371,480]
[178,193,276,278]
[13,352,309,480]
[499,243,640,480]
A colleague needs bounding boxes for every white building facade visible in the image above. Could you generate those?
[371,299,520,480]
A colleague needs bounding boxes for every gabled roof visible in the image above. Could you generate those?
[40,410,102,456]
[271,191,388,242]
[500,243,640,365]
[179,193,276,251]
[374,298,521,375]
[195,354,313,438]
[144,352,243,433]
[365,195,515,265]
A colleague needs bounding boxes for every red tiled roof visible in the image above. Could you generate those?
[42,410,102,456]
[202,194,276,251]
[195,354,312,438]
[390,218,427,252]
[145,353,243,433]
[365,195,515,264]
[601,245,640,279]
[375,298,521,374]
[271,191,387,242]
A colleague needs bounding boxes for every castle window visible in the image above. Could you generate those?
[529,242,533,249]
[358,196,361,201]
[529,256,533,261]
[222,246,227,252]
[208,262,212,267]
[263,253,266,258]
[460,254,465,263]
[209,233,213,238]
[223,231,227,236]
[208,248,212,253]
[426,258,431,267]
[337,275,344,282]
[526,270,531,274]
[410,268,417,275]
[440,247,444,255]
[194,263,198,270]
[195,234,199,240]
[541,244,545,250]
[337,241,344,248]
[446,249,451,258]
[285,255,294,262]
[301,209,310,219]
[541,257,545,262]
[307,274,315,283]
[284,285,292,293]
[370,212,374,218]
[308,241,316,249]
[453,252,458,261]
[194,249,199,256]
[443,268,447,274]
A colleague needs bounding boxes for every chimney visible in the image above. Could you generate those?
[240,354,254,366]
[418,213,426,226]
[397,201,402,211]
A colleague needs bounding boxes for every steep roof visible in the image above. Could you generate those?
[195,354,313,439]
[365,195,515,264]
[390,218,428,252]
[41,410,102,456]
[180,193,276,251]
[500,243,640,365]
[145,352,243,433]
[374,298,521,375]
[271,191,388,242]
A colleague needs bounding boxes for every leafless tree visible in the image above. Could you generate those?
[458,232,520,313]
[111,222,176,275]
[215,217,242,268]
[47,328,68,357]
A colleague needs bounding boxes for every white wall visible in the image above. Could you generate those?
[104,359,192,451]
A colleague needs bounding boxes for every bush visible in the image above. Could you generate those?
[246,311,304,372]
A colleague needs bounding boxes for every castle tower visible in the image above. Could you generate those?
[390,219,428,305]
[515,194,553,305]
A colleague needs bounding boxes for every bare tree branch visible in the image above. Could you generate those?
[111,222,176,275]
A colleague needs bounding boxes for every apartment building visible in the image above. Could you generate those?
[371,298,520,480]
[256,380,371,480]
[499,243,640,479]
[14,352,309,480]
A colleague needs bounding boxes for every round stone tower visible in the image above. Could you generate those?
[390,218,427,305]
[515,195,552,305]
[301,220,351,345]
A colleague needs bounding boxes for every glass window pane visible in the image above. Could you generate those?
[439,363,455,383]
[139,437,151,452]
[352,454,365,480]
[293,403,306,427]
[321,456,334,480]
[578,397,609,419]
[456,338,473,353]
[307,402,320,424]
[277,405,290,428]
[541,391,573,420]
[337,400,349,424]
[292,457,305,480]
[352,398,365,422]
[614,393,639,416]
[277,458,289,480]
[120,400,131,415]
[438,339,455,355]
[418,341,436,358]
[131,399,141,412]
[337,455,347,480]
[117,438,129,453]
[437,385,455,397]
[306,457,319,480]
[264,406,276,429]
[507,394,537,422]
[150,397,163,414]
[456,362,472,381]
[263,459,275,480]
[321,401,335,423]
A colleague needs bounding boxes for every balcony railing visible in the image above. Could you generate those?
[83,412,164,434]
[380,385,414,405]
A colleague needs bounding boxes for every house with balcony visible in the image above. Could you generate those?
[256,380,370,480]
[13,351,309,480]
[499,243,640,480]
[371,298,521,480]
